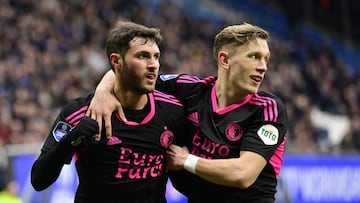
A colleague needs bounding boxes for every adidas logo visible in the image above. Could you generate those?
[107,136,122,145]
[187,112,199,123]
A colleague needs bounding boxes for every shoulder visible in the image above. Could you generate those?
[59,92,94,119]
[45,93,93,145]
[251,91,286,108]
[157,74,216,104]
[176,74,216,86]
[249,91,288,122]
[152,90,183,107]
[159,74,216,86]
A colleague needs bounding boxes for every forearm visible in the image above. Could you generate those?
[194,157,253,189]
[88,70,119,137]
[183,151,266,189]
[31,137,74,191]
[96,70,115,92]
[167,145,261,188]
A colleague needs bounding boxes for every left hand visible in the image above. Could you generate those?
[166,144,190,171]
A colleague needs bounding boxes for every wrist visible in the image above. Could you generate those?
[183,154,200,174]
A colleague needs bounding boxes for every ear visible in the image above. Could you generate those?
[218,51,229,70]
[110,53,122,70]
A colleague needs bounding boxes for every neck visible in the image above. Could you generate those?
[215,79,248,109]
[114,86,148,110]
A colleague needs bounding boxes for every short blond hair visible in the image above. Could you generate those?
[213,22,269,60]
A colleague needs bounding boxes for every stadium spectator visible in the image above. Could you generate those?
[0,180,23,203]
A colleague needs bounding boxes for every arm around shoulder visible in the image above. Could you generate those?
[87,70,125,138]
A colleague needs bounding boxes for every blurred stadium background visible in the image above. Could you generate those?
[1,0,360,202]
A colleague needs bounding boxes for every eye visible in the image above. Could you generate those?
[138,53,149,59]
[154,53,160,60]
[250,54,259,60]
[250,53,269,64]
[264,56,270,64]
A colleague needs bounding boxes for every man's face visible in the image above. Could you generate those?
[228,38,270,95]
[119,37,160,94]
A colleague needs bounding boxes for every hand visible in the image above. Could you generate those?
[166,144,190,171]
[68,117,99,146]
[86,88,126,140]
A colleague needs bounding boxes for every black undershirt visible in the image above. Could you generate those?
[122,101,150,123]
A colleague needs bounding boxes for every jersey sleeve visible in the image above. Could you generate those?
[40,95,91,160]
[156,74,216,107]
[31,94,92,191]
[39,111,74,162]
[241,95,288,162]
[156,74,180,94]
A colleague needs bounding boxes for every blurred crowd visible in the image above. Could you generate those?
[0,0,360,174]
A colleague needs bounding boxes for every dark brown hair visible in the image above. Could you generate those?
[106,21,162,69]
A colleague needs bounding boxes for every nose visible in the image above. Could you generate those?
[148,57,160,70]
[257,59,267,73]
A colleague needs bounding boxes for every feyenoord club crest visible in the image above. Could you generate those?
[225,122,243,142]
[160,126,174,148]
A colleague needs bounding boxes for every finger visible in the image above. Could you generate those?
[85,108,91,117]
[170,144,181,151]
[86,100,95,117]
[182,146,189,153]
[167,147,176,154]
[104,115,112,138]
[94,114,102,141]
[117,106,127,122]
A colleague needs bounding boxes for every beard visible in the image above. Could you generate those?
[119,63,155,94]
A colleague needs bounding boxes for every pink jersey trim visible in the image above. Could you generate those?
[114,93,155,125]
[176,75,215,86]
[153,90,183,106]
[74,148,89,163]
[269,136,286,178]
[65,106,88,125]
[248,93,279,122]
[211,84,252,115]
[176,75,202,83]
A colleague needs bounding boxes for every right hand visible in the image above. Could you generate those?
[68,117,99,146]
[166,145,190,171]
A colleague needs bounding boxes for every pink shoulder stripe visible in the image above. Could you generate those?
[65,106,88,125]
[154,97,183,106]
[176,75,215,85]
[153,91,183,106]
[177,75,201,83]
[248,94,279,122]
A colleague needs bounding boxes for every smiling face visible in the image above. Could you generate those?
[227,38,270,95]
[113,37,160,95]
